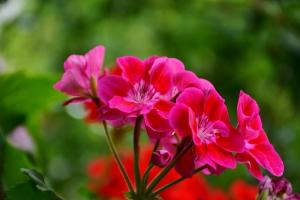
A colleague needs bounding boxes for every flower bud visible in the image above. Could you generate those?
[258,176,300,200]
[152,149,174,168]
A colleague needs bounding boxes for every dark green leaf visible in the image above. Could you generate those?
[6,181,63,200]
[3,143,32,189]
[21,168,48,191]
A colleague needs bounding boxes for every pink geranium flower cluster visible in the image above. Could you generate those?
[54,45,284,199]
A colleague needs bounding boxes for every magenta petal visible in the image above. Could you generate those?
[207,143,236,169]
[101,106,128,121]
[63,55,90,89]
[145,126,172,141]
[109,96,139,114]
[216,128,245,153]
[195,144,216,170]
[63,54,86,71]
[85,45,105,77]
[237,91,260,124]
[249,130,269,145]
[144,109,172,133]
[150,57,184,94]
[236,153,263,180]
[143,56,159,71]
[196,78,215,92]
[169,103,194,138]
[176,88,205,116]
[54,70,85,96]
[117,56,145,84]
[152,99,174,118]
[173,70,199,92]
[98,75,130,103]
[249,143,284,177]
[204,90,230,123]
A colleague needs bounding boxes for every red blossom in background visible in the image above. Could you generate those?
[230,180,258,200]
[87,147,258,200]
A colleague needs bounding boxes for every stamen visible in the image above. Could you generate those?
[128,80,160,104]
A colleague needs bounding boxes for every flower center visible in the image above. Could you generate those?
[128,80,160,104]
[197,115,215,144]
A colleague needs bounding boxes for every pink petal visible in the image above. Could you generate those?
[85,45,105,77]
[237,91,262,140]
[172,70,200,92]
[54,70,87,96]
[153,99,174,118]
[150,57,184,94]
[176,88,205,116]
[101,107,128,121]
[240,115,262,140]
[249,143,284,177]
[216,128,245,153]
[207,143,236,169]
[109,96,139,114]
[248,130,269,145]
[64,54,86,71]
[143,56,159,72]
[236,153,263,180]
[97,75,130,103]
[195,144,216,170]
[169,103,194,138]
[196,78,215,92]
[204,90,230,123]
[117,56,145,84]
[144,109,172,133]
[145,126,172,141]
[237,91,261,134]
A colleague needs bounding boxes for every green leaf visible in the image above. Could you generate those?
[21,168,48,191]
[0,72,62,114]
[6,181,63,200]
[0,72,63,132]
[3,143,32,189]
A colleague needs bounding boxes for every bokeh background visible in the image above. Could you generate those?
[0,0,300,199]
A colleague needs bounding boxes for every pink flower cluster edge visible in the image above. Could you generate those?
[54,45,284,181]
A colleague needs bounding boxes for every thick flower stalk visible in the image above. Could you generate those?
[54,45,286,199]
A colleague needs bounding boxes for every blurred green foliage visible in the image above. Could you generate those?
[1,0,300,199]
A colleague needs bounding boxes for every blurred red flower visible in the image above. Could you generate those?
[87,147,257,200]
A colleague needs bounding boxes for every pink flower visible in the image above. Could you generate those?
[54,45,105,104]
[98,56,185,118]
[236,91,284,180]
[169,88,244,177]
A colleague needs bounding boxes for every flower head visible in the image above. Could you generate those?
[54,45,105,104]
[98,56,184,118]
[169,88,244,176]
[258,176,300,200]
[236,91,284,180]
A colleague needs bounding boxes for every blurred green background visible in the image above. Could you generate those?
[0,0,300,199]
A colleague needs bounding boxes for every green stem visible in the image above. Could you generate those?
[152,165,207,196]
[133,116,143,196]
[140,140,160,196]
[102,121,134,193]
[145,139,193,195]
